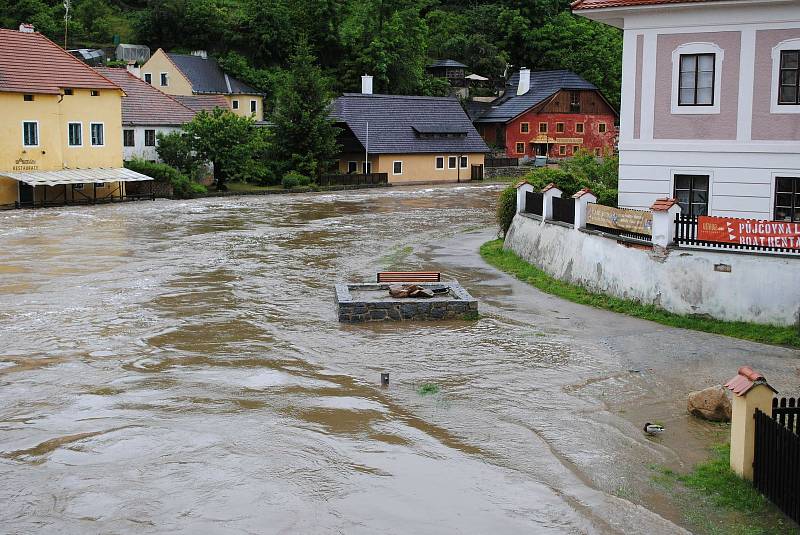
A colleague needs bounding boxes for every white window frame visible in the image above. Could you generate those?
[671,42,724,115]
[435,156,444,170]
[143,73,152,84]
[347,161,357,173]
[250,100,257,113]
[90,122,105,147]
[771,38,800,114]
[232,99,239,110]
[392,160,403,175]
[670,168,714,216]
[160,72,168,87]
[459,155,468,169]
[144,129,157,147]
[67,121,82,147]
[447,156,457,169]
[22,120,39,147]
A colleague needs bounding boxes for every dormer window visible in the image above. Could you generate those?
[160,73,168,87]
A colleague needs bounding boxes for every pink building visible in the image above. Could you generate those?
[574,0,800,222]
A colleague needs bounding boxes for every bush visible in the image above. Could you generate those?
[125,159,206,199]
[282,171,311,189]
[497,185,517,237]
[522,152,619,206]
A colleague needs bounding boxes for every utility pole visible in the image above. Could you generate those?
[63,0,71,49]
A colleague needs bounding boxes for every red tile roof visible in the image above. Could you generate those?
[724,366,777,397]
[173,94,230,113]
[515,179,531,189]
[0,29,120,95]
[572,187,595,199]
[541,182,561,193]
[650,198,679,211]
[95,67,196,126]
[572,0,717,9]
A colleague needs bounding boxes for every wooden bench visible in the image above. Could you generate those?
[377,271,441,283]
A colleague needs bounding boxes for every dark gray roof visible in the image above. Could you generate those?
[474,70,598,123]
[427,59,467,69]
[167,53,260,95]
[332,94,489,154]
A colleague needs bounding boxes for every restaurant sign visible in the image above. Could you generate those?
[13,158,38,171]
[586,204,653,236]
[697,216,800,250]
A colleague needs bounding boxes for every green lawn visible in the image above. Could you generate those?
[224,182,283,193]
[480,239,800,348]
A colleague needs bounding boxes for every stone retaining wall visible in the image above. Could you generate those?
[485,166,532,180]
[335,282,478,323]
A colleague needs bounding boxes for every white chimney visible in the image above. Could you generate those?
[516,68,531,96]
[19,23,35,33]
[126,61,141,78]
[361,75,373,95]
[191,50,208,60]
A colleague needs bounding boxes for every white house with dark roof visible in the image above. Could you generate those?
[574,0,800,221]
[331,77,489,184]
[95,67,197,162]
[141,49,264,121]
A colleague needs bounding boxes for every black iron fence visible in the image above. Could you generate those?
[754,401,800,524]
[485,157,519,168]
[552,196,575,225]
[319,173,388,187]
[674,214,800,254]
[524,191,543,217]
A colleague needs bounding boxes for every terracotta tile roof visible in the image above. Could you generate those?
[95,67,196,126]
[572,0,718,10]
[724,366,778,397]
[0,29,120,95]
[541,183,561,193]
[515,179,531,189]
[650,198,679,211]
[174,94,230,113]
[572,188,595,199]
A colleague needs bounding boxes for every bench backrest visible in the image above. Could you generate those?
[377,271,441,283]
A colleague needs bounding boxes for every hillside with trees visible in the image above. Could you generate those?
[0,0,622,106]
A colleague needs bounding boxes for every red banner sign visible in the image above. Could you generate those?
[697,216,800,249]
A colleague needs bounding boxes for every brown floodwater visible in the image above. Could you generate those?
[1,185,797,534]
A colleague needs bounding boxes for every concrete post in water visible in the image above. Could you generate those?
[515,180,533,214]
[724,367,777,480]
[572,188,597,231]
[650,198,681,248]
[381,372,389,387]
[541,183,562,221]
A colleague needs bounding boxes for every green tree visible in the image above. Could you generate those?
[155,131,200,178]
[270,39,340,179]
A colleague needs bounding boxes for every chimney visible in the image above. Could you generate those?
[361,75,373,95]
[126,61,141,78]
[19,23,35,33]
[191,50,208,60]
[516,68,531,96]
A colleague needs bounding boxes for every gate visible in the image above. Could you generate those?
[753,398,800,524]
[470,164,484,180]
[525,191,543,216]
[551,196,575,225]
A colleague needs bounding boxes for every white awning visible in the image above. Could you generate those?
[465,73,489,82]
[0,168,154,186]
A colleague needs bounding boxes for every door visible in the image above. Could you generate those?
[19,182,33,205]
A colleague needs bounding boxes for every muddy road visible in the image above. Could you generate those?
[1,185,797,534]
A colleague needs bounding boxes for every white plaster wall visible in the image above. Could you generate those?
[122,126,181,162]
[505,213,800,326]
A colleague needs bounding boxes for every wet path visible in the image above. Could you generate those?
[1,186,797,534]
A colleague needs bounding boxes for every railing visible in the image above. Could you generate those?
[675,214,800,255]
[524,191,543,217]
[754,405,800,523]
[551,196,575,225]
[318,173,388,187]
[485,157,519,168]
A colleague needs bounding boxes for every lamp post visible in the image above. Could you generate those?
[63,0,71,49]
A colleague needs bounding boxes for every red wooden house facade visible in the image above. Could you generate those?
[472,69,618,159]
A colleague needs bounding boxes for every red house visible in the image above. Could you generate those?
[471,69,618,159]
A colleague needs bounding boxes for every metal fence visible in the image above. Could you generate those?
[753,400,800,524]
[524,191,543,216]
[674,214,800,254]
[551,196,575,225]
[318,173,388,187]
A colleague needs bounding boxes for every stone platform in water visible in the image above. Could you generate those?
[335,282,478,323]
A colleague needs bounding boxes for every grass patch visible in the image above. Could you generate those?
[652,444,798,535]
[461,311,480,321]
[225,182,283,193]
[417,383,440,396]
[480,239,800,348]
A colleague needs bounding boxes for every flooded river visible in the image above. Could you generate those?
[1,185,797,534]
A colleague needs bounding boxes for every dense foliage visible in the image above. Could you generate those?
[496,185,517,237]
[524,151,619,206]
[124,158,206,198]
[1,0,622,106]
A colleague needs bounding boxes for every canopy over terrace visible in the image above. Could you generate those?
[1,167,155,208]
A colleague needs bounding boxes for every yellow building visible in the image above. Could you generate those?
[0,26,153,209]
[332,82,489,184]
[141,49,265,121]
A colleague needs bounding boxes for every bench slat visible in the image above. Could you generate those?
[377,271,441,283]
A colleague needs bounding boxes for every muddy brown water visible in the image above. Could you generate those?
[1,185,798,534]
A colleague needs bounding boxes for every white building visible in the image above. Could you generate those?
[574,0,800,222]
[95,67,196,162]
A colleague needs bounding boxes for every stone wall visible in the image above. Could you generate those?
[335,282,478,323]
[485,166,532,180]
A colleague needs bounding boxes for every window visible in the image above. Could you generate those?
[573,145,580,155]
[460,156,468,169]
[22,121,38,147]
[515,142,525,154]
[232,100,239,110]
[90,90,99,96]
[435,156,444,170]
[68,122,82,146]
[144,73,152,84]
[23,94,34,102]
[570,91,581,113]
[678,53,715,106]
[520,122,529,134]
[90,123,104,146]
[95,183,105,188]
[598,122,607,133]
[556,122,565,133]
[144,129,156,147]
[575,122,584,134]
[674,174,709,217]
[160,73,168,87]
[775,177,800,222]
[393,161,403,175]
[594,148,601,156]
[73,183,84,191]
[778,50,800,105]
[362,161,372,173]
[64,89,73,95]
[347,161,357,173]
[448,156,457,169]
[250,100,257,113]
[539,122,548,133]
[559,145,566,156]
[123,129,135,147]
